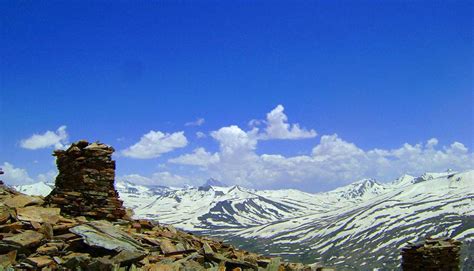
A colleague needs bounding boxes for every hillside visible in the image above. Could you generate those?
[17,170,474,270]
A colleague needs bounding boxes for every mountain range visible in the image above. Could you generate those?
[15,170,474,270]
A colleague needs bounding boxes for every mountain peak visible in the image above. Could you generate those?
[201,178,227,188]
[353,178,378,185]
[330,178,385,201]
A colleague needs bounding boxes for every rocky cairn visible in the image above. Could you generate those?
[44,140,126,220]
[0,141,314,270]
[401,237,461,271]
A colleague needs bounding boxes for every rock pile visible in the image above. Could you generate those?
[44,140,127,220]
[0,184,313,270]
[401,237,461,271]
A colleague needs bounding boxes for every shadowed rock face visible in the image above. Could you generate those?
[401,237,461,271]
[44,140,126,220]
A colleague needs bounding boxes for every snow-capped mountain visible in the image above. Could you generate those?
[14,182,53,197]
[200,178,228,188]
[14,170,474,270]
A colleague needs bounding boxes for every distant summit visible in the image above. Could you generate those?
[199,178,227,189]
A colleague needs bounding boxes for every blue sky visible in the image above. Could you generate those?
[1,1,473,192]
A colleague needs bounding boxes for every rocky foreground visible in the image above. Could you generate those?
[0,184,316,270]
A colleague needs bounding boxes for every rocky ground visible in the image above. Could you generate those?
[0,184,317,270]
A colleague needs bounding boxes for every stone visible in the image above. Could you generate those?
[86,256,115,270]
[203,242,214,255]
[25,255,54,268]
[39,222,54,240]
[62,252,91,269]
[16,206,61,224]
[36,244,59,255]
[160,239,177,255]
[53,233,77,241]
[30,221,41,230]
[0,206,11,224]
[70,220,144,252]
[0,250,16,267]
[0,222,24,233]
[144,263,180,271]
[0,230,44,252]
[401,237,461,271]
[4,194,44,208]
[111,249,147,265]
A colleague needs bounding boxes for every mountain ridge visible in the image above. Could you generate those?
[14,169,474,270]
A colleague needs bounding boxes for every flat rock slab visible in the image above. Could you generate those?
[0,230,44,251]
[16,206,61,224]
[70,220,145,253]
[25,255,54,268]
[4,194,44,208]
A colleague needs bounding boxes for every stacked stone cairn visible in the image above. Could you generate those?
[401,237,461,271]
[44,140,126,220]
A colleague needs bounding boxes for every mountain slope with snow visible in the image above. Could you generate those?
[15,170,474,270]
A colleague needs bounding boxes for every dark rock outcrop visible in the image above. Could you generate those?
[401,237,461,271]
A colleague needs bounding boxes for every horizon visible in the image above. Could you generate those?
[13,169,474,195]
[1,1,473,192]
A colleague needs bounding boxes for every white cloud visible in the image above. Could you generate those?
[36,170,58,184]
[248,119,262,127]
[167,131,474,189]
[312,134,365,159]
[169,147,219,166]
[185,118,205,127]
[120,171,190,187]
[20,125,68,150]
[1,162,35,185]
[260,105,317,140]
[196,131,206,138]
[166,105,474,189]
[122,131,188,159]
[0,162,58,186]
[211,125,258,157]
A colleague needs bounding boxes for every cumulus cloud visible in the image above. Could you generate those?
[1,162,35,185]
[169,148,219,166]
[211,126,258,157]
[122,131,188,159]
[259,105,317,140]
[0,162,57,185]
[312,134,365,159]
[20,126,68,150]
[185,118,205,127]
[120,171,190,187]
[166,105,474,189]
[168,130,474,189]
